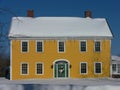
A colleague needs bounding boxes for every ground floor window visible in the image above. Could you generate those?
[112,63,120,74]
[36,63,43,74]
[21,63,28,75]
[80,62,87,74]
[94,62,102,74]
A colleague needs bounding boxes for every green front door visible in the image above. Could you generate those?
[54,61,69,78]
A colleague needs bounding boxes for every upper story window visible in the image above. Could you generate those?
[94,41,101,52]
[94,62,102,74]
[80,62,87,74]
[21,63,28,75]
[36,41,43,52]
[80,41,87,52]
[21,41,28,52]
[58,41,65,52]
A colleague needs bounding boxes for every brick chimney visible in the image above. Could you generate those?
[84,10,92,18]
[27,10,34,17]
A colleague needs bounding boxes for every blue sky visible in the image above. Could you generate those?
[0,0,120,57]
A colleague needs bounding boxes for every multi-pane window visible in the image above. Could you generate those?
[21,63,28,74]
[36,63,43,74]
[80,63,87,74]
[80,41,86,52]
[95,62,102,74]
[58,41,65,52]
[36,41,43,52]
[95,41,101,52]
[22,41,28,52]
[112,64,116,72]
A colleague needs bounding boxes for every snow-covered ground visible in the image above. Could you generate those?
[0,85,120,90]
[0,78,120,90]
[1,78,120,85]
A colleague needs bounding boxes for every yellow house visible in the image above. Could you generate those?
[8,11,113,80]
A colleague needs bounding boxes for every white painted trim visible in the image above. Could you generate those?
[94,62,102,75]
[53,59,70,78]
[57,40,66,53]
[10,40,12,80]
[94,40,102,52]
[36,40,44,53]
[112,63,120,74]
[21,40,29,53]
[80,40,87,52]
[80,62,88,75]
[20,62,29,75]
[35,62,44,75]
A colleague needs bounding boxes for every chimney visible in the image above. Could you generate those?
[84,10,92,18]
[27,10,34,17]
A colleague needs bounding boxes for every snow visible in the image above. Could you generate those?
[0,85,120,90]
[0,78,120,90]
[9,17,113,39]
[112,56,120,61]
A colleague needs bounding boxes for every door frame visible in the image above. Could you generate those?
[53,59,70,78]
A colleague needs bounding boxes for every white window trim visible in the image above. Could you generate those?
[35,62,44,75]
[80,40,87,52]
[112,63,120,74]
[20,62,29,75]
[57,40,65,53]
[36,40,44,53]
[80,62,88,75]
[94,62,102,74]
[94,40,102,52]
[21,40,29,53]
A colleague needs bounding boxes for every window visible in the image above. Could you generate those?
[94,41,101,52]
[58,41,65,52]
[95,62,102,74]
[80,41,86,52]
[80,62,87,74]
[118,64,120,73]
[112,64,116,72]
[22,41,28,52]
[21,63,28,75]
[36,63,43,74]
[36,41,43,52]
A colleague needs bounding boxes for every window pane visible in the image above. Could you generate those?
[118,64,120,73]
[22,63,28,74]
[59,41,64,52]
[37,42,43,52]
[95,41,100,52]
[22,42,28,52]
[112,64,116,72]
[36,63,43,74]
[95,63,101,73]
[81,63,87,74]
[81,41,86,52]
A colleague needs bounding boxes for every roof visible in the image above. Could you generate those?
[112,56,120,62]
[8,17,113,39]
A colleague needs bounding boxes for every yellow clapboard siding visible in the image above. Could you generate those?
[11,39,111,80]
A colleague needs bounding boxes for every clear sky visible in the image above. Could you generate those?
[0,0,120,57]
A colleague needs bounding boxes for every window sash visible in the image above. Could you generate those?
[80,41,86,52]
[95,41,100,52]
[21,64,28,74]
[59,41,64,52]
[36,63,43,74]
[81,63,87,74]
[95,63,101,74]
[112,64,116,72]
[22,41,28,52]
[37,42,43,52]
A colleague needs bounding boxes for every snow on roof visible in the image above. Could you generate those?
[8,17,113,39]
[112,56,120,61]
